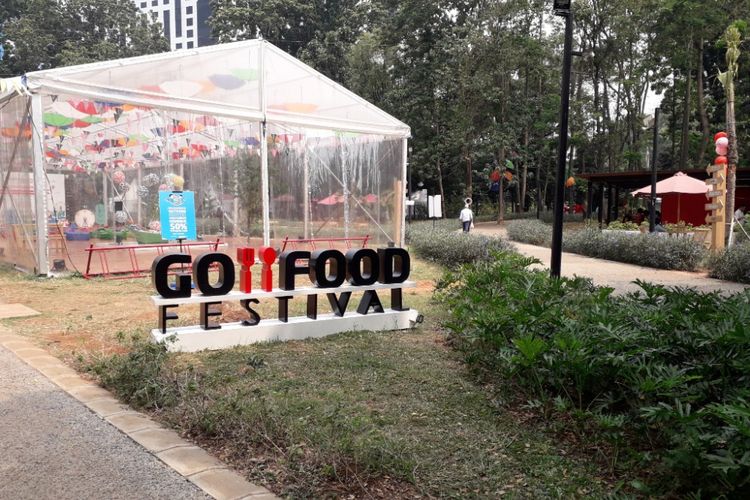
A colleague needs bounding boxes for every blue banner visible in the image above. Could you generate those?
[159,191,197,241]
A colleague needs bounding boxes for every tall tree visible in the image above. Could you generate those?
[1,0,168,76]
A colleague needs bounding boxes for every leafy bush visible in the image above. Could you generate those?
[564,226,706,271]
[506,219,553,246]
[437,253,750,496]
[407,221,514,267]
[708,241,750,284]
[606,221,640,231]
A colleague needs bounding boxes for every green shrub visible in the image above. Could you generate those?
[606,221,640,231]
[564,226,706,271]
[437,253,750,496]
[708,241,750,284]
[407,221,514,267]
[506,219,553,246]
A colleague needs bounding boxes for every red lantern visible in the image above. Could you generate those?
[715,156,728,165]
[565,176,576,188]
[714,131,728,142]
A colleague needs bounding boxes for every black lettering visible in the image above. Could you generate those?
[279,250,311,290]
[158,304,179,333]
[378,248,411,284]
[309,249,346,288]
[152,254,192,298]
[193,252,235,296]
[240,299,261,326]
[277,296,293,322]
[390,288,409,311]
[200,301,222,330]
[346,249,379,286]
[327,292,352,316]
[357,290,384,315]
[307,295,317,320]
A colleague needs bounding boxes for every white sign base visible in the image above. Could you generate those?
[151,309,420,352]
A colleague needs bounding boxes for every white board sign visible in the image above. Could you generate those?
[428,195,442,218]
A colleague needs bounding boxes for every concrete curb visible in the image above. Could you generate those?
[0,328,278,500]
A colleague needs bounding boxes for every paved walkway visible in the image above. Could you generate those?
[0,342,208,499]
[474,222,749,294]
[0,324,276,499]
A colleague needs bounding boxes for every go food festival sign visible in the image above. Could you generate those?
[150,247,419,352]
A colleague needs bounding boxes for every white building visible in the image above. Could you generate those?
[133,0,213,51]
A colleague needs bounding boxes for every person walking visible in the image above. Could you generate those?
[459,202,474,232]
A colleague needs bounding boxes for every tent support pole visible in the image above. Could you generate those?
[400,137,408,246]
[259,42,271,247]
[137,166,142,224]
[341,137,350,239]
[261,121,270,247]
[31,93,49,275]
[303,141,310,239]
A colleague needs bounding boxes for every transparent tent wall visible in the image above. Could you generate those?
[0,95,37,272]
[37,91,263,272]
[267,124,405,248]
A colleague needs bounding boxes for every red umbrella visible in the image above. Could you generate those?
[317,194,343,206]
[631,172,709,196]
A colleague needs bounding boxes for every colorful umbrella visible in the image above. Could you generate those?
[159,80,203,97]
[43,113,75,127]
[209,74,245,90]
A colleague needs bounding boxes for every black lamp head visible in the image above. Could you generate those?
[553,0,571,15]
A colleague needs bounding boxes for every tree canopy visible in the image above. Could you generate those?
[208,0,750,214]
[0,0,168,76]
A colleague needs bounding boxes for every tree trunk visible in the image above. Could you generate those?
[696,39,711,166]
[497,147,506,223]
[726,78,738,241]
[671,72,678,163]
[465,150,472,198]
[521,128,528,212]
[679,41,693,170]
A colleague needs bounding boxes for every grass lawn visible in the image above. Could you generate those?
[0,257,614,497]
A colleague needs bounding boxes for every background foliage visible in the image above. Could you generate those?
[3,1,749,212]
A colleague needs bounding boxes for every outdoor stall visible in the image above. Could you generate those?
[631,172,709,227]
[0,40,410,275]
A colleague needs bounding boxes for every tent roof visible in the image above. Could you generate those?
[24,40,410,137]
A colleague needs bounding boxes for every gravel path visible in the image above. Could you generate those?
[0,345,208,500]
[474,222,749,294]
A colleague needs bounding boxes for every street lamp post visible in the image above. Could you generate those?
[550,0,573,279]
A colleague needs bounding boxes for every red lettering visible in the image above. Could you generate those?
[259,246,277,292]
[236,247,255,293]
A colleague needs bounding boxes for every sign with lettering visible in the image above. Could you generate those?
[705,202,724,211]
[150,247,420,352]
[159,191,196,241]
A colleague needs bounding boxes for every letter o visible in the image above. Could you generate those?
[346,249,379,286]
[309,249,346,288]
[193,252,235,296]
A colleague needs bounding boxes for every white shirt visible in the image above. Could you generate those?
[736,209,745,221]
[459,207,474,222]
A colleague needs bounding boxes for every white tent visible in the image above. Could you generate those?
[0,40,410,274]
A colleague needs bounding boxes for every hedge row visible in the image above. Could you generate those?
[406,221,514,268]
[505,220,706,271]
